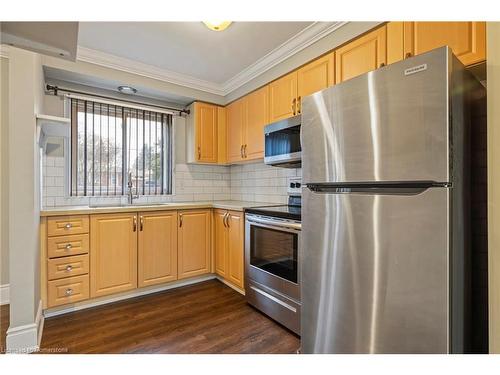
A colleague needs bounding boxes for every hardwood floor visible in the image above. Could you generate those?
[0,304,8,353]
[35,280,299,353]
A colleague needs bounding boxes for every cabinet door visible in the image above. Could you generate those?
[226,98,246,163]
[226,211,244,289]
[297,52,335,112]
[178,209,211,279]
[138,211,178,287]
[244,86,269,160]
[214,209,228,278]
[403,22,486,66]
[268,71,298,122]
[335,26,387,83]
[217,106,227,164]
[90,213,138,298]
[387,21,405,65]
[195,102,218,163]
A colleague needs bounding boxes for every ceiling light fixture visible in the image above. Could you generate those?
[203,21,232,32]
[118,85,137,95]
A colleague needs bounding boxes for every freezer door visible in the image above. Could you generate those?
[301,187,449,353]
[301,47,451,184]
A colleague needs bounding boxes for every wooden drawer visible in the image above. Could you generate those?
[47,254,89,281]
[47,215,89,237]
[47,274,89,307]
[47,234,89,258]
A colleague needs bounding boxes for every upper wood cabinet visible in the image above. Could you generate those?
[226,97,246,163]
[244,86,269,160]
[90,213,138,298]
[297,52,335,113]
[186,102,219,164]
[217,106,227,164]
[213,209,244,290]
[387,22,405,65]
[403,22,486,66]
[336,26,387,83]
[177,209,211,280]
[138,211,178,287]
[269,71,298,123]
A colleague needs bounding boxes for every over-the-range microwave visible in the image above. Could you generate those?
[264,114,301,168]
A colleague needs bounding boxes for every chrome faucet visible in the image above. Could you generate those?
[127,172,139,204]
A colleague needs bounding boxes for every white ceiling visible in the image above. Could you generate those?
[77,22,313,84]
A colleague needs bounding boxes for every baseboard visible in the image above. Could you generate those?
[6,299,43,353]
[0,284,9,305]
[216,276,245,296]
[44,274,217,318]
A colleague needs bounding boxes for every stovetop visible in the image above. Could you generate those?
[245,196,301,221]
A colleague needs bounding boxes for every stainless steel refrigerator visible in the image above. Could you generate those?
[301,47,485,354]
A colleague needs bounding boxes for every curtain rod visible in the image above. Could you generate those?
[45,84,190,116]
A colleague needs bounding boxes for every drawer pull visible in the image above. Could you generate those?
[65,223,72,229]
[65,265,73,272]
[65,244,73,250]
[65,288,73,296]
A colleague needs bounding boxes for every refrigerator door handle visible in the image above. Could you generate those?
[306,182,448,196]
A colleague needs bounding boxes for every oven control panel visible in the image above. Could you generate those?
[288,177,302,195]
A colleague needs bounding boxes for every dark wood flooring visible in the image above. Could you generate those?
[4,280,298,353]
[0,304,8,353]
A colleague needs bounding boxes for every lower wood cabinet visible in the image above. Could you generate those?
[138,211,178,287]
[177,209,212,280]
[214,209,244,289]
[90,213,138,298]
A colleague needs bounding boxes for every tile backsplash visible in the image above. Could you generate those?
[42,156,301,208]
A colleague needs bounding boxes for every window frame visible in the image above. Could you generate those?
[69,97,174,197]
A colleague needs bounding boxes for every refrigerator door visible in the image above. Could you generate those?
[301,187,449,353]
[301,47,451,185]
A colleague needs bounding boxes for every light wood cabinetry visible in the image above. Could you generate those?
[244,86,269,160]
[217,106,227,164]
[90,213,138,298]
[47,215,89,236]
[336,25,387,83]
[214,209,244,289]
[226,97,246,163]
[138,211,178,287]
[387,21,405,65]
[403,22,486,66]
[48,254,89,280]
[177,209,211,280]
[48,275,89,307]
[186,102,221,164]
[269,71,298,122]
[297,52,335,113]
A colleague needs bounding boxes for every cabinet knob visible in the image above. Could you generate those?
[65,288,73,296]
[197,146,201,160]
[65,244,72,250]
[405,52,412,59]
[66,265,73,272]
[65,223,72,229]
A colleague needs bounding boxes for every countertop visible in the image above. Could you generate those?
[40,200,278,217]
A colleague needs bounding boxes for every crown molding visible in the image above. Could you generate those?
[77,46,226,96]
[74,22,349,97]
[0,44,10,58]
[222,21,347,94]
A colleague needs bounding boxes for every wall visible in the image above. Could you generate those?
[0,56,9,291]
[487,21,500,354]
[6,47,44,352]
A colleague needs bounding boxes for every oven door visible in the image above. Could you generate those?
[245,214,301,301]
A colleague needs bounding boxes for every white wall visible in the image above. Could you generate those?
[0,56,9,291]
[6,47,44,352]
[487,21,500,354]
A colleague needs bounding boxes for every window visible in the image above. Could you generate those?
[70,98,173,196]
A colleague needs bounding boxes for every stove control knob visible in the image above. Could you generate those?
[296,183,301,188]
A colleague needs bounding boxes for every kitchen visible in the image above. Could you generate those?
[1,1,500,373]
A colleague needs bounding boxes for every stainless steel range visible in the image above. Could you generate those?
[244,181,302,334]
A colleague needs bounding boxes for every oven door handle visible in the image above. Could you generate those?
[246,216,301,231]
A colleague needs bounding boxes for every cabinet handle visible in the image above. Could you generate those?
[140,216,144,231]
[244,144,247,158]
[240,145,244,158]
[405,52,412,59]
[223,212,228,228]
[225,213,230,228]
[133,216,137,232]
[379,62,386,68]
[297,96,302,114]
[65,243,72,250]
[65,265,73,272]
[65,223,72,230]
[292,98,296,115]
[197,146,201,160]
[65,288,73,296]
[179,214,183,227]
